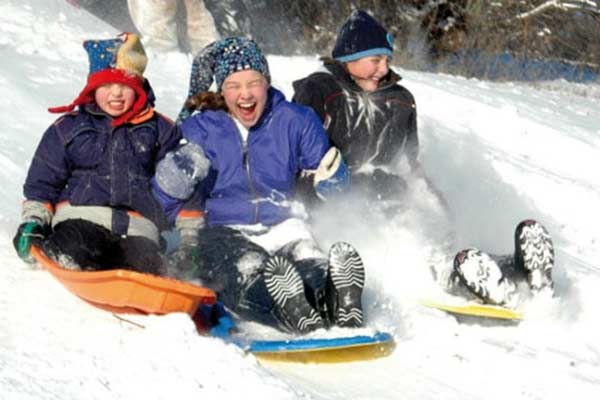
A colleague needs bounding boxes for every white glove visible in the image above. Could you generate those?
[312,147,350,200]
[313,147,341,185]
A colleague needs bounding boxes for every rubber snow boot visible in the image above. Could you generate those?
[326,242,365,328]
[453,249,519,307]
[263,255,325,334]
[514,219,554,294]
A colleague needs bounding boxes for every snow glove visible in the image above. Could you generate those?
[155,141,211,200]
[195,302,238,337]
[14,200,54,263]
[168,212,205,281]
[208,302,237,338]
[13,221,50,263]
[312,147,350,201]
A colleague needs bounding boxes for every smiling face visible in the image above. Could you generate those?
[221,70,269,128]
[345,55,391,92]
[94,83,137,117]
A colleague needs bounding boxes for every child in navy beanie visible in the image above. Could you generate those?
[293,10,420,201]
[294,11,556,311]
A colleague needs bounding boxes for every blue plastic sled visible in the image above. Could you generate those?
[196,303,395,363]
[241,331,395,363]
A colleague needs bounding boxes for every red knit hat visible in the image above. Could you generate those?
[48,33,148,127]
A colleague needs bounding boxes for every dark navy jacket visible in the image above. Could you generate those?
[293,60,418,171]
[165,88,329,227]
[24,103,181,232]
[292,59,418,201]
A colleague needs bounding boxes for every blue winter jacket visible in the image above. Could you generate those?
[24,103,181,233]
[160,88,330,227]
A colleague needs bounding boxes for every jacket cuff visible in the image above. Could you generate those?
[175,210,205,239]
[21,200,54,226]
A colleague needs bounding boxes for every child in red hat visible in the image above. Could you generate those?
[13,33,181,274]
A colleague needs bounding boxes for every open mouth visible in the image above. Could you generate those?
[108,100,126,110]
[238,102,257,120]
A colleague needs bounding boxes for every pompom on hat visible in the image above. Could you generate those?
[49,32,149,127]
[332,10,394,63]
[178,37,270,123]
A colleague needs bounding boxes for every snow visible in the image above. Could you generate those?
[2,0,600,399]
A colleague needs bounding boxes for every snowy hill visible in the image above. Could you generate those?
[2,1,600,399]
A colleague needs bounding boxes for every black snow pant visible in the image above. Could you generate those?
[177,226,329,331]
[44,219,163,274]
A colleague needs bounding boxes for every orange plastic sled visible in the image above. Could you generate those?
[31,245,216,317]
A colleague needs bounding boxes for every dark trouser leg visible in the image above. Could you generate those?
[45,219,162,274]
[491,253,527,283]
[45,219,116,271]
[118,235,163,275]
[289,258,328,318]
[182,227,284,328]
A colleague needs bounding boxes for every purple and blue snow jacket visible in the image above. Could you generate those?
[154,88,330,227]
[23,102,181,233]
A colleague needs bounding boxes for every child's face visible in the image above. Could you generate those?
[345,55,390,92]
[221,69,269,129]
[94,83,137,117]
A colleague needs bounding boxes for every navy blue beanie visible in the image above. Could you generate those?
[332,10,393,62]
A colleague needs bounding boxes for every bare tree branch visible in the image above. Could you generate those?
[517,0,599,20]
[517,0,559,20]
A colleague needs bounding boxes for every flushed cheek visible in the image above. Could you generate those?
[377,64,389,78]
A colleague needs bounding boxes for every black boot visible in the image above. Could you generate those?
[514,219,555,294]
[452,249,519,307]
[263,255,325,334]
[325,242,365,328]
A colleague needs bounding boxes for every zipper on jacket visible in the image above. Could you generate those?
[109,126,118,205]
[237,128,260,224]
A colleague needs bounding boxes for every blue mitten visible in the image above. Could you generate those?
[209,302,237,338]
[210,314,236,338]
[313,147,350,200]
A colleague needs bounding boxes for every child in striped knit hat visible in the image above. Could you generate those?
[152,37,366,334]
